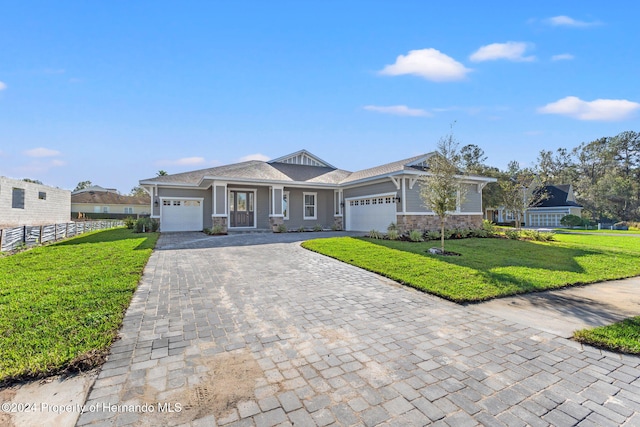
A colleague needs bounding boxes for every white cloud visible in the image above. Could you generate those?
[470,42,535,62]
[363,105,432,117]
[0,81,6,91]
[379,48,471,82]
[238,153,270,162]
[24,147,62,157]
[546,15,599,27]
[538,96,640,121]
[551,53,575,61]
[159,157,206,166]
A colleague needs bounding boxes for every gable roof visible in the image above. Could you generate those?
[140,149,494,188]
[71,191,150,205]
[340,153,435,184]
[531,185,582,208]
[268,149,336,169]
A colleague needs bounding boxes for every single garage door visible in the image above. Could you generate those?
[161,199,203,232]
[346,195,397,231]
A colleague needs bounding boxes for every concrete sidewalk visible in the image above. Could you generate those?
[470,277,640,337]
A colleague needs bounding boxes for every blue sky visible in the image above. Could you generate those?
[1,1,638,193]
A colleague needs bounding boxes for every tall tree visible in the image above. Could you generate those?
[130,186,148,197]
[157,170,168,176]
[419,129,466,253]
[499,162,546,229]
[74,180,92,192]
[460,144,487,175]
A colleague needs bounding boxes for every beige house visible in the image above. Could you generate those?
[71,186,150,218]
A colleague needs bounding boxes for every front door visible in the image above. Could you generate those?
[229,191,255,227]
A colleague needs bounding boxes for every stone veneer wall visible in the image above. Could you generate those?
[269,216,284,231]
[333,216,343,231]
[213,216,228,233]
[396,214,482,233]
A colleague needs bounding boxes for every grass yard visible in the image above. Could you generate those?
[574,317,640,354]
[0,228,158,384]
[301,233,640,303]
[555,228,640,235]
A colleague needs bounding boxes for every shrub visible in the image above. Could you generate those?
[297,226,306,232]
[409,229,424,242]
[387,229,400,240]
[561,214,584,228]
[482,220,498,236]
[212,224,225,235]
[504,229,521,240]
[468,228,488,238]
[331,223,342,231]
[313,224,323,232]
[368,229,383,239]
[276,224,287,233]
[424,230,440,241]
[387,222,398,232]
[133,217,159,233]
[521,229,555,241]
[124,217,136,229]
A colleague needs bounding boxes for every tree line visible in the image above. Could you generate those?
[462,130,640,223]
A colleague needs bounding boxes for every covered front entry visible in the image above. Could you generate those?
[345,195,397,231]
[229,190,256,228]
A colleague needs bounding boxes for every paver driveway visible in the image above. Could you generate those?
[78,232,640,426]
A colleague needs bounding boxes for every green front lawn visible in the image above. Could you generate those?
[0,228,158,384]
[574,317,640,354]
[555,228,640,235]
[301,234,640,303]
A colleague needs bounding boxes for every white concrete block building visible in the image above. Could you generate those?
[0,177,71,228]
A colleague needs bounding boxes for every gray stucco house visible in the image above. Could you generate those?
[139,150,495,233]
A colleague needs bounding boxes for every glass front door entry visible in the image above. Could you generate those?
[230,191,255,227]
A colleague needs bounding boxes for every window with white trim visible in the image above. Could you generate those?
[303,192,317,220]
[102,206,109,213]
[124,207,134,214]
[283,191,289,220]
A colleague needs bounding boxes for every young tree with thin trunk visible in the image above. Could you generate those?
[419,131,467,253]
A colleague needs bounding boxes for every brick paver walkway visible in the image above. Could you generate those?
[77,232,640,426]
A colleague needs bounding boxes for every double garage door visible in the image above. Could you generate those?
[345,195,397,231]
[161,199,203,232]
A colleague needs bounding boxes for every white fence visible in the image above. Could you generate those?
[0,221,124,252]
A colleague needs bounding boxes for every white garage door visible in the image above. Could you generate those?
[346,195,397,231]
[161,199,203,232]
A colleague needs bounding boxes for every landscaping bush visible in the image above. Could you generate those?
[561,214,585,228]
[313,224,323,232]
[424,230,440,241]
[368,229,383,239]
[504,229,521,240]
[134,217,159,233]
[482,220,498,236]
[124,216,136,229]
[276,224,287,233]
[409,229,424,242]
[387,222,398,232]
[521,229,555,242]
[387,229,400,240]
[297,226,306,232]
[331,223,342,231]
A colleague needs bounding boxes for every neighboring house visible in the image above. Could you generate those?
[0,176,71,228]
[139,150,496,233]
[526,184,583,227]
[71,185,150,219]
[485,184,583,227]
